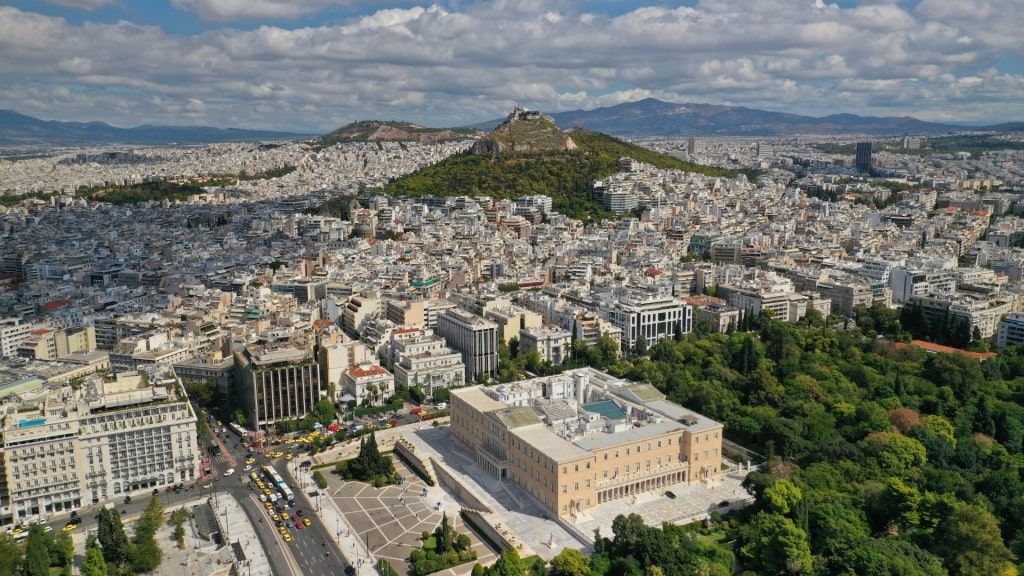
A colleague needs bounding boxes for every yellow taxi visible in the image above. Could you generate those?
[303,518,311,527]
[62,524,77,532]
[264,502,273,510]
[285,454,294,461]
[284,534,293,543]
[271,514,280,522]
[281,512,290,521]
[278,526,287,534]
[245,457,256,465]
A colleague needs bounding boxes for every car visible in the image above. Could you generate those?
[243,465,252,472]
[295,509,303,516]
[271,514,280,522]
[62,524,77,532]
[41,526,53,533]
[295,521,304,530]
[224,468,234,477]
[286,521,295,528]
[285,454,294,460]
[284,534,292,542]
[665,491,676,499]
[263,489,272,496]
[303,518,311,527]
[245,457,256,465]
[264,502,273,510]
[345,566,356,576]
[202,483,213,489]
[278,526,286,534]
[124,495,132,504]
[66,516,81,526]
[259,494,267,502]
[281,513,289,521]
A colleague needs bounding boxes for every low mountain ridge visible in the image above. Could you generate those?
[318,120,482,147]
[547,98,967,137]
[0,109,310,146]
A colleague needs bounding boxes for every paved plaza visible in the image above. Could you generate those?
[320,456,497,576]
[313,421,754,573]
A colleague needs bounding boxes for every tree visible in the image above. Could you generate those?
[0,533,24,576]
[940,504,1018,576]
[549,548,590,576]
[733,512,813,576]
[49,532,74,571]
[23,524,50,576]
[487,547,526,576]
[80,547,108,576]
[314,398,337,426]
[764,479,803,516]
[635,335,648,356]
[98,505,130,566]
[135,496,165,544]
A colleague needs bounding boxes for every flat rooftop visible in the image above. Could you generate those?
[574,420,686,452]
[512,425,590,463]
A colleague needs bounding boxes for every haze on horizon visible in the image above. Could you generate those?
[1,0,1022,132]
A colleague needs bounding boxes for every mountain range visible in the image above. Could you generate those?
[1,99,1018,147]
[0,109,312,147]
[468,98,1013,138]
[539,98,979,137]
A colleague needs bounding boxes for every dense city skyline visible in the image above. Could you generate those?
[1,0,1022,132]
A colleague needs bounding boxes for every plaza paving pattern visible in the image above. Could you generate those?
[324,457,497,576]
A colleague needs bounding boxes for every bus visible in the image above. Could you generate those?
[261,465,295,505]
[229,422,247,438]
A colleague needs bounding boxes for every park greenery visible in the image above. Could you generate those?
[384,130,755,221]
[335,431,398,487]
[411,513,478,575]
[94,496,164,576]
[540,309,1024,575]
[20,524,73,576]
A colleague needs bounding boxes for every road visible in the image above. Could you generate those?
[211,430,355,576]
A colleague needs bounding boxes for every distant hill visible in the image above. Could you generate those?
[387,111,751,221]
[317,120,482,148]
[544,98,973,137]
[0,109,312,146]
[470,98,1001,137]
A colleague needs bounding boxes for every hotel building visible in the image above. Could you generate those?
[0,371,199,527]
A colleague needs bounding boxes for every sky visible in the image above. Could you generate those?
[1,0,1022,132]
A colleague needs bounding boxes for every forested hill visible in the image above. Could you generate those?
[384,129,754,221]
[544,309,1024,575]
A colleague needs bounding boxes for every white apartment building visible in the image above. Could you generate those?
[0,371,199,527]
[389,328,464,397]
[997,312,1024,348]
[0,318,38,358]
[890,269,957,304]
[604,293,692,352]
[341,363,395,407]
[910,293,1018,339]
[436,309,498,382]
[519,326,572,365]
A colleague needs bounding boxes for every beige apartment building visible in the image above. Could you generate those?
[0,371,199,527]
[450,368,723,519]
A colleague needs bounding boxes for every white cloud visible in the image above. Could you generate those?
[0,1,1021,131]
[43,0,115,10]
